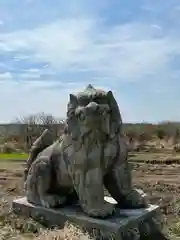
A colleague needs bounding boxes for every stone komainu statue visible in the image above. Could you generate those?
[24,85,148,218]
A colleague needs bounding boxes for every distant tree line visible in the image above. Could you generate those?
[1,113,180,151]
[123,122,180,143]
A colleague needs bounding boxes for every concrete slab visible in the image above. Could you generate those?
[12,197,161,239]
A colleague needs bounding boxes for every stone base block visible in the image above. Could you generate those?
[12,197,168,239]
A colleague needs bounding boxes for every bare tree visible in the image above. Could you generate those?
[15,112,65,150]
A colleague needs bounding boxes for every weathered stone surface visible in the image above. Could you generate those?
[24,85,148,219]
[13,84,168,239]
[12,197,167,239]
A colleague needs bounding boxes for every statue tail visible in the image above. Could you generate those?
[24,129,54,183]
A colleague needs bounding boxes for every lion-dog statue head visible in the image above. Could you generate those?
[66,84,122,141]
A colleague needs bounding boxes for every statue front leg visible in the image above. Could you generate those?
[104,160,148,209]
[71,167,115,218]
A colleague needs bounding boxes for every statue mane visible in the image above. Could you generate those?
[66,84,122,140]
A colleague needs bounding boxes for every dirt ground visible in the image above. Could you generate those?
[0,159,180,239]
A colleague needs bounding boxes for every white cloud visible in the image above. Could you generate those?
[1,76,176,123]
[12,68,57,81]
[0,72,13,81]
[17,72,41,80]
[0,81,69,122]
[1,11,180,123]
[0,80,132,123]
[1,19,180,81]
[23,67,56,75]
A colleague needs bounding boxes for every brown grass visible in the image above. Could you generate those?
[36,223,92,240]
[1,151,180,239]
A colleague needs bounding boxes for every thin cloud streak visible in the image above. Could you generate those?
[1,18,180,82]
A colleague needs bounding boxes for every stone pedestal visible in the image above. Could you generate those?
[12,197,168,239]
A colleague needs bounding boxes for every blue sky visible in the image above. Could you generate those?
[0,0,180,123]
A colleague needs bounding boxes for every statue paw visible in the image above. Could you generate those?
[41,195,67,208]
[85,202,115,218]
[125,188,148,208]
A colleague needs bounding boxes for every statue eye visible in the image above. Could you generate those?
[77,111,85,121]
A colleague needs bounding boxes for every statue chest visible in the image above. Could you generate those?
[103,140,118,170]
[66,140,118,171]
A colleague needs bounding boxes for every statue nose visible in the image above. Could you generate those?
[87,102,99,112]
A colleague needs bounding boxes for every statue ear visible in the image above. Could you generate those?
[107,91,122,137]
[69,94,78,106]
[67,94,80,140]
[107,91,121,121]
[107,91,114,101]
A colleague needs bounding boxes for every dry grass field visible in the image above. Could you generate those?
[0,160,93,240]
[1,152,180,239]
